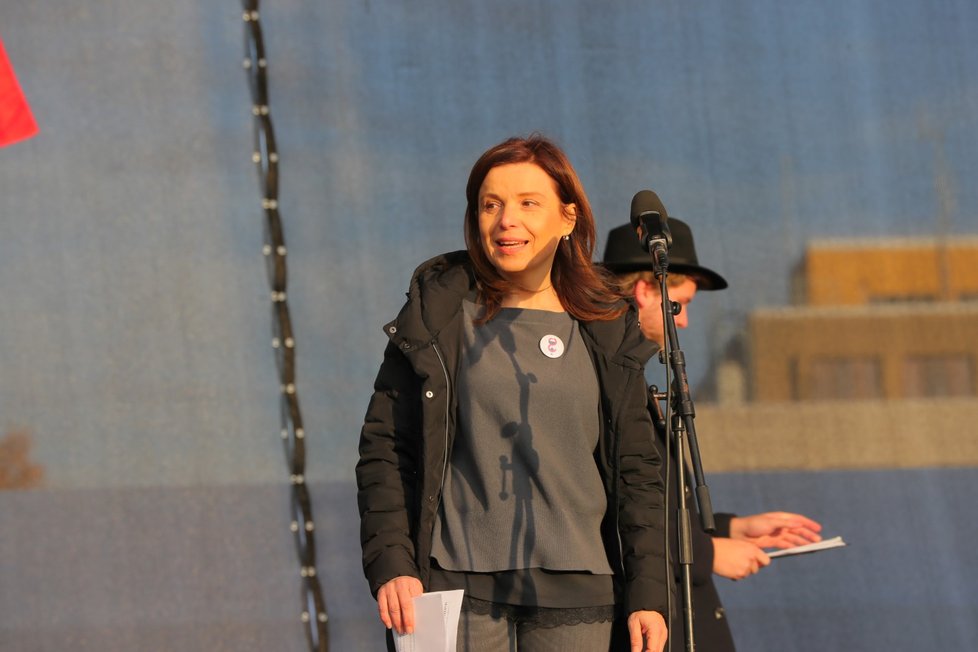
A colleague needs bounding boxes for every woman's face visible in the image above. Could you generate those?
[477,162,576,289]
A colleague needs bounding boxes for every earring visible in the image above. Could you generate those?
[562,235,570,241]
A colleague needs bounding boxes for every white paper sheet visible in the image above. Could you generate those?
[393,590,464,652]
[768,535,847,559]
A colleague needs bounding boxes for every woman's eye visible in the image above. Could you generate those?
[483,201,499,212]
[521,199,538,208]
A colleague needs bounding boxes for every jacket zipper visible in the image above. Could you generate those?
[611,403,627,580]
[431,340,452,515]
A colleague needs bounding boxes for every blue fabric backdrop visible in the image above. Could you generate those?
[1,1,975,650]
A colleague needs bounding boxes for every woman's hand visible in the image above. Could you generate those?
[628,610,668,652]
[729,511,822,549]
[376,575,423,635]
[713,537,771,580]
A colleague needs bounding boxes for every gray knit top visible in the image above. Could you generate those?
[429,302,614,608]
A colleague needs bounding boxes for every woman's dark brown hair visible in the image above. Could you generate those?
[463,135,626,323]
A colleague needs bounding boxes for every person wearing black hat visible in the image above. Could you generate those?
[602,219,823,652]
[601,220,728,346]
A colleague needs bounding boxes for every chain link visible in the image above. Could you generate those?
[242,2,329,649]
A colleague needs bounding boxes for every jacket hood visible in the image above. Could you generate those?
[385,250,475,349]
[581,304,657,369]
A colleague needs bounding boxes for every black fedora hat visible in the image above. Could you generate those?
[601,218,728,290]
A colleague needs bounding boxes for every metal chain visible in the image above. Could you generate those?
[241,3,329,650]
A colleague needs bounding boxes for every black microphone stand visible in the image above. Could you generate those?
[640,228,715,652]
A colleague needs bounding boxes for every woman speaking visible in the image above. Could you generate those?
[356,135,669,652]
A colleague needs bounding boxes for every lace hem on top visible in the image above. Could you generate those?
[462,596,615,632]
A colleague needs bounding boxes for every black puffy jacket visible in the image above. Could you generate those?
[356,251,670,620]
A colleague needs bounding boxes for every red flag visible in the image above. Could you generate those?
[0,36,39,148]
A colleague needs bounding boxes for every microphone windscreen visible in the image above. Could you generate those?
[630,190,668,228]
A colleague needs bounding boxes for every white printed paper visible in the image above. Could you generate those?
[393,590,464,652]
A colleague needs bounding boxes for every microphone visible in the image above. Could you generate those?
[630,190,673,248]
[630,190,672,275]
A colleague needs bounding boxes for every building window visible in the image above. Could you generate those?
[903,355,975,398]
[805,357,883,400]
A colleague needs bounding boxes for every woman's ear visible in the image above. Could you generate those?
[562,203,577,235]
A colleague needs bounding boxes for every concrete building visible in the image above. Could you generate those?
[795,236,978,306]
[748,237,978,402]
